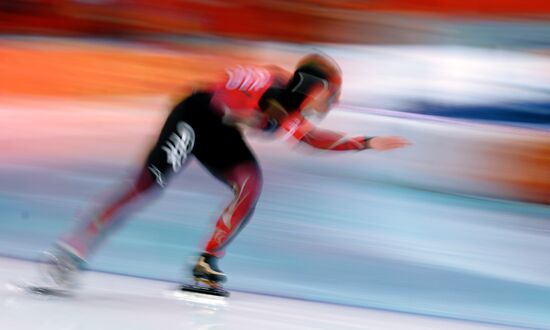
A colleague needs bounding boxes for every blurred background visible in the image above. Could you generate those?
[0,1,549,329]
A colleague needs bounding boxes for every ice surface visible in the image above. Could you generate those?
[0,257,512,330]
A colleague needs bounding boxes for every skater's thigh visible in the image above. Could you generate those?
[145,93,212,187]
[192,123,258,179]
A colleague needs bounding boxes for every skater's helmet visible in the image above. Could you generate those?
[295,53,342,90]
[289,53,342,117]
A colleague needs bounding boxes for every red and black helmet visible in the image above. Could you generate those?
[294,53,342,92]
[285,53,342,116]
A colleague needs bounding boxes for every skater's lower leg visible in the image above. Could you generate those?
[193,162,262,284]
[204,161,262,257]
[59,166,160,259]
[42,167,161,289]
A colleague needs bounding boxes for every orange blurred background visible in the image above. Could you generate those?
[1,1,549,43]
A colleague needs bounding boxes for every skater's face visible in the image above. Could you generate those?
[302,86,341,119]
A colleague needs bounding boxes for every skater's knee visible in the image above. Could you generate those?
[242,162,263,194]
[249,176,262,201]
[131,166,164,192]
[238,169,263,204]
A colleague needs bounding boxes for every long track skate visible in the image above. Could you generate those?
[178,253,230,297]
[178,277,230,297]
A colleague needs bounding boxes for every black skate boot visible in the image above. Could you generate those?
[179,253,229,297]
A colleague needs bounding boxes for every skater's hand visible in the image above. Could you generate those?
[367,136,411,151]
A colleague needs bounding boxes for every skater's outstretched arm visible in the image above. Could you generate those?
[280,115,411,152]
[299,125,372,151]
[302,127,411,151]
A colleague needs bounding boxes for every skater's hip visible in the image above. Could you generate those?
[170,92,218,121]
[145,91,256,185]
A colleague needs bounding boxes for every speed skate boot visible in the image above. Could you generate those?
[32,242,86,295]
[193,253,227,285]
[179,253,229,297]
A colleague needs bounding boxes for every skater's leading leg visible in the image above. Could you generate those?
[192,161,262,284]
[205,161,263,257]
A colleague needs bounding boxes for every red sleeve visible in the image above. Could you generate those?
[300,127,371,151]
[279,115,371,151]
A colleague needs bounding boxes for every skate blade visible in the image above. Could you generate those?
[7,281,72,297]
[179,282,230,297]
[165,284,227,307]
[26,285,72,297]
